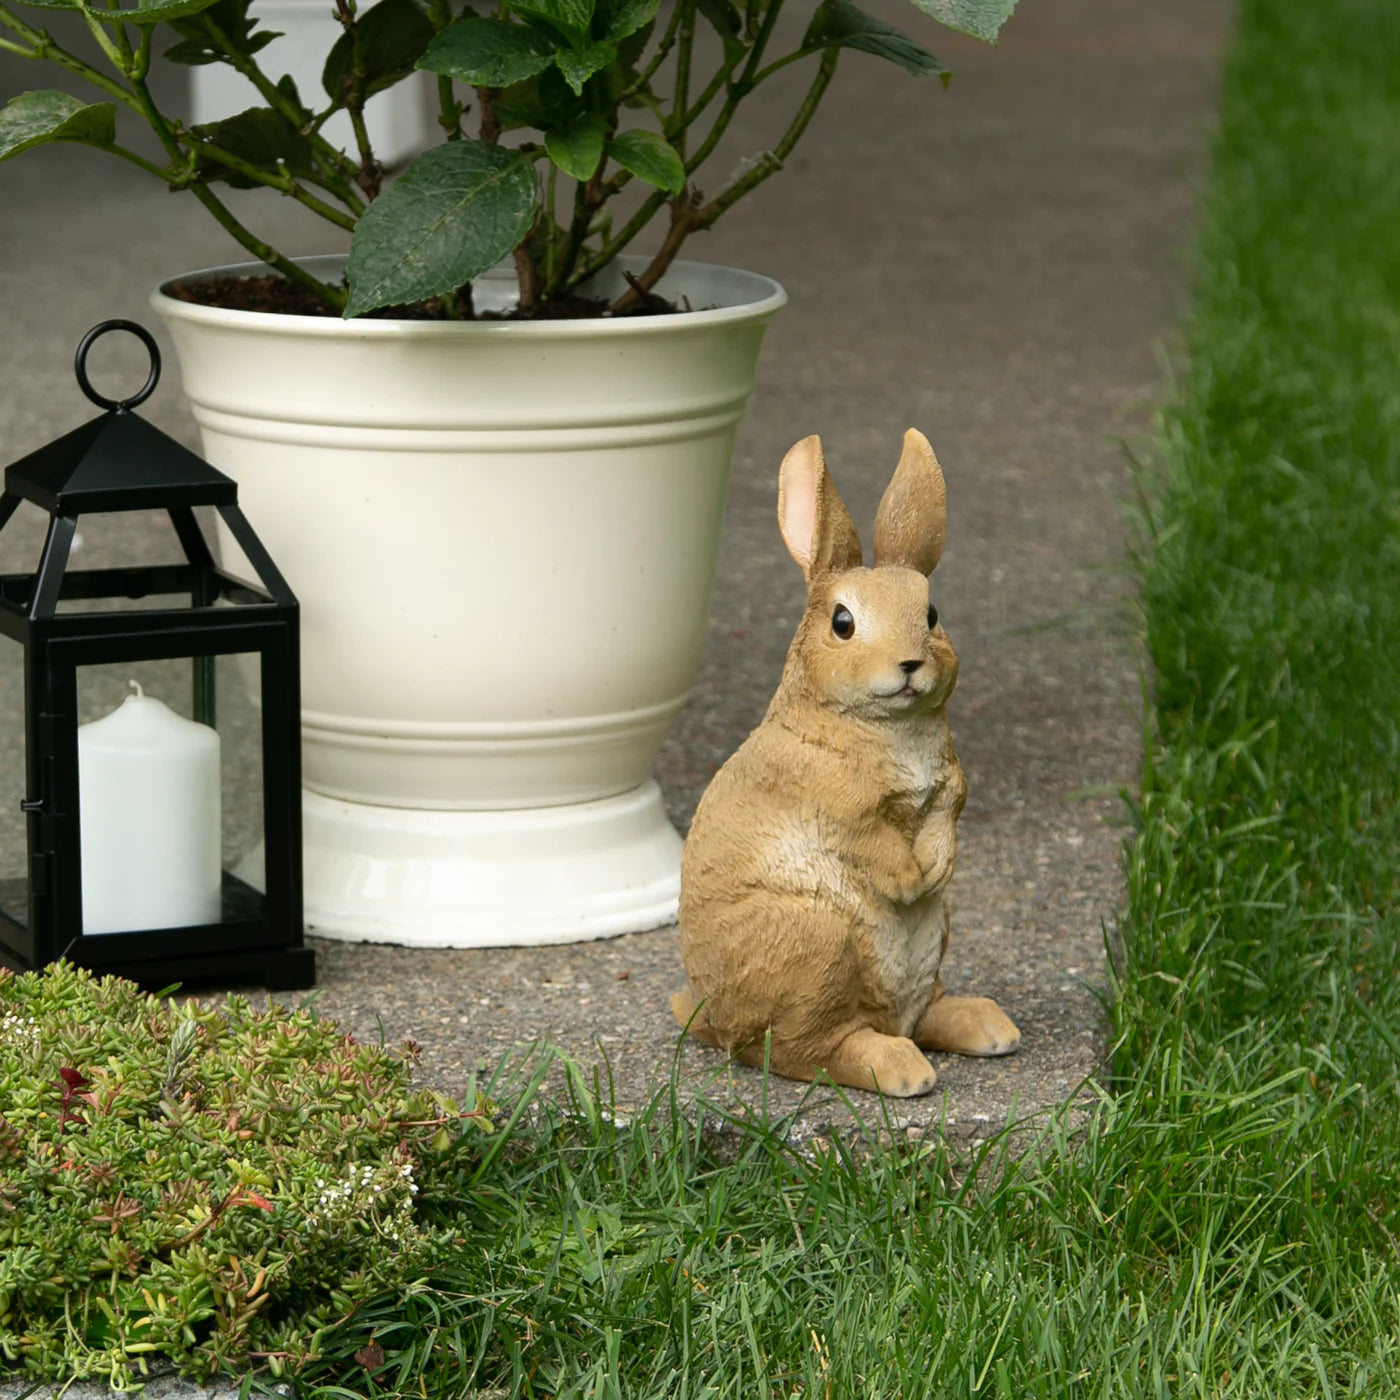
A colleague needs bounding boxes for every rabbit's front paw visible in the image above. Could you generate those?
[913,815,958,893]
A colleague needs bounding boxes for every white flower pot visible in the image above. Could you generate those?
[151,255,785,946]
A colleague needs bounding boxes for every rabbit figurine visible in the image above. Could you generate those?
[671,429,1020,1097]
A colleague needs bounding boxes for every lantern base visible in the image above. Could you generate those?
[0,923,317,992]
[287,782,682,947]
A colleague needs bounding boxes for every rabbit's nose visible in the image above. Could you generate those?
[899,659,923,675]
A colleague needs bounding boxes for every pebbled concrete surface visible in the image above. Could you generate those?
[0,0,1228,1148]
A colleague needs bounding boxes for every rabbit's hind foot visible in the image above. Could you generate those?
[914,995,1021,1057]
[822,1027,938,1098]
[671,989,723,1047]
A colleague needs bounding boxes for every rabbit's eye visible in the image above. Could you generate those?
[832,604,855,640]
[927,603,939,630]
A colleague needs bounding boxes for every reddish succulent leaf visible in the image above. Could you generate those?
[355,1342,387,1370]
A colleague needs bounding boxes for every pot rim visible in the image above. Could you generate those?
[151,252,787,339]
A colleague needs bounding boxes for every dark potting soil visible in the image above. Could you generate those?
[166,273,681,320]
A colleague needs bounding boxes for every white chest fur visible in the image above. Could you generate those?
[888,720,947,808]
[869,891,946,1035]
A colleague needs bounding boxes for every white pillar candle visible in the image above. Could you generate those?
[78,682,222,935]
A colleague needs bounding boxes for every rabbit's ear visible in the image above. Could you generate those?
[778,435,863,581]
[873,429,947,575]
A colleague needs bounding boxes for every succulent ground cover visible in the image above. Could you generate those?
[0,962,491,1386]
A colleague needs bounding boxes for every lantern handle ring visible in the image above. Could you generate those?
[74,320,161,413]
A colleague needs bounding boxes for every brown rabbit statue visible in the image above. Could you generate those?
[671,430,1020,1097]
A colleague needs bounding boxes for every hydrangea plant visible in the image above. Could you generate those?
[0,0,1016,316]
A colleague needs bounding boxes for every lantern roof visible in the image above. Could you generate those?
[4,410,239,515]
[3,319,239,516]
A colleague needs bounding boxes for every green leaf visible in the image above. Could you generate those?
[599,0,658,42]
[166,0,280,64]
[274,72,310,119]
[4,0,223,15]
[555,39,615,95]
[494,64,580,130]
[607,128,682,194]
[904,0,1016,43]
[0,91,116,163]
[191,105,316,188]
[344,140,539,317]
[545,111,605,180]
[123,0,223,20]
[804,0,947,77]
[695,0,745,62]
[90,0,226,22]
[506,0,593,44]
[417,17,557,87]
[164,33,277,64]
[323,0,436,103]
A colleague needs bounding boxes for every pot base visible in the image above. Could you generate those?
[296,782,682,947]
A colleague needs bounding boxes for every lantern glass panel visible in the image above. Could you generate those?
[49,512,188,605]
[0,500,51,587]
[72,652,266,935]
[0,678,25,944]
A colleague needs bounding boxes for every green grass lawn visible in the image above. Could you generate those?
[6,0,1400,1393]
[284,1,1400,1392]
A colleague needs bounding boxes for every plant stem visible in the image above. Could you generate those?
[185,183,349,309]
[476,86,501,144]
[574,186,668,283]
[682,20,816,182]
[0,6,139,107]
[661,0,778,166]
[105,142,182,182]
[95,0,134,73]
[185,139,359,231]
[752,47,820,85]
[703,47,838,222]
[127,59,348,310]
[427,0,462,139]
[514,244,538,312]
[675,54,738,134]
[332,0,382,198]
[671,0,695,160]
[197,10,365,207]
[541,175,595,300]
[678,56,763,181]
[605,196,699,310]
[609,48,840,310]
[131,20,151,82]
[435,78,462,139]
[543,162,559,285]
[620,0,685,102]
[737,0,784,92]
[76,3,127,75]
[346,102,380,195]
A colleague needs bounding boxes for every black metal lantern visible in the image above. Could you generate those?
[0,321,313,990]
